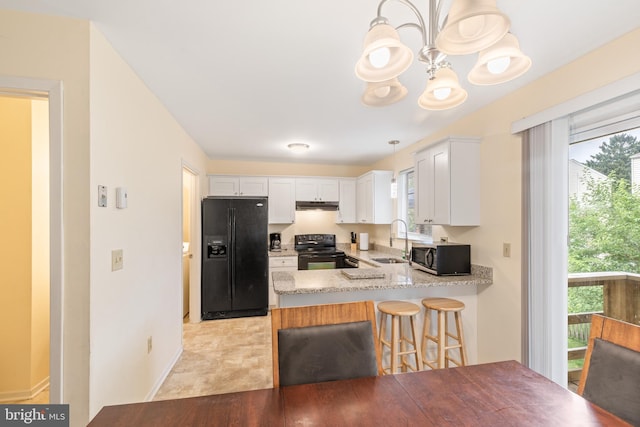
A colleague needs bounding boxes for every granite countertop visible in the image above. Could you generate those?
[272,249,492,296]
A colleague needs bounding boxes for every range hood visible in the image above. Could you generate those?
[295,200,339,211]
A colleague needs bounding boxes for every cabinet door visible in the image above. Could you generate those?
[415,150,431,224]
[356,174,373,223]
[337,179,356,223]
[316,179,339,201]
[269,178,295,224]
[209,176,239,196]
[239,177,268,196]
[295,178,319,201]
[431,144,450,225]
[268,256,297,307]
[415,142,449,224]
[370,171,392,224]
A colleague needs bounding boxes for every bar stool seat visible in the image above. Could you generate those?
[378,300,422,374]
[421,297,467,370]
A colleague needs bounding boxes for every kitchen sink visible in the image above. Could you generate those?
[371,257,408,264]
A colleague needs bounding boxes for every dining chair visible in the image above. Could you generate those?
[577,314,640,426]
[270,300,383,387]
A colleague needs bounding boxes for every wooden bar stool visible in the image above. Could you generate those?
[421,297,467,369]
[377,300,422,374]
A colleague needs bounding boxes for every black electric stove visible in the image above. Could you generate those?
[294,234,356,270]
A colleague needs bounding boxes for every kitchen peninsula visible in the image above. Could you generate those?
[271,248,492,365]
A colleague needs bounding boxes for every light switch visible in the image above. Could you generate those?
[502,243,511,258]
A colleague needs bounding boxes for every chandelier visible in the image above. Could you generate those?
[355,0,531,110]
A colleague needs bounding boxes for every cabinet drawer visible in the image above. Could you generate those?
[269,256,297,268]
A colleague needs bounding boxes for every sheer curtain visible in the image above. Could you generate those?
[522,119,569,385]
[518,74,640,386]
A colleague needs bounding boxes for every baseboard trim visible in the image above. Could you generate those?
[0,376,50,403]
[145,346,183,402]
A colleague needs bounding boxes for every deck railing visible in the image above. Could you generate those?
[567,272,640,384]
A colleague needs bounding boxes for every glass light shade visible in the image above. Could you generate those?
[390,178,398,199]
[418,67,468,111]
[355,23,414,83]
[287,143,310,153]
[435,0,510,55]
[361,78,408,106]
[468,33,531,85]
[368,47,391,68]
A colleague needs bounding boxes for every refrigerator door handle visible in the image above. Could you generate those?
[229,207,236,301]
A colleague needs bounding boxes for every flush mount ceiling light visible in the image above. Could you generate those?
[287,143,310,153]
[355,0,531,110]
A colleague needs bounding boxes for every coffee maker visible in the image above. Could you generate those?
[269,232,282,251]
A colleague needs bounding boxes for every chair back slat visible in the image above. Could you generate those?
[577,314,640,426]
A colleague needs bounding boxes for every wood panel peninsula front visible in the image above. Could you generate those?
[272,248,492,365]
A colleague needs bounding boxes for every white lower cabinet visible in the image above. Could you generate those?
[268,256,297,307]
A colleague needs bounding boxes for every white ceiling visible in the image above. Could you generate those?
[1,1,639,165]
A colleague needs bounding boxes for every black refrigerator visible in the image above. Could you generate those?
[201,197,269,320]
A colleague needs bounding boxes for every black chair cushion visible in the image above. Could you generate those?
[582,338,640,426]
[277,320,378,387]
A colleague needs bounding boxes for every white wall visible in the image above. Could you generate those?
[88,25,208,418]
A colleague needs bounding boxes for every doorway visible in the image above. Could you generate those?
[182,166,198,323]
[0,78,63,404]
[0,93,50,403]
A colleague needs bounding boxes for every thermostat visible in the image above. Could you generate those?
[116,187,128,209]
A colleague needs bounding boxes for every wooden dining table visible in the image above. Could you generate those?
[88,360,630,426]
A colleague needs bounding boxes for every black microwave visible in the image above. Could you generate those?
[411,243,471,276]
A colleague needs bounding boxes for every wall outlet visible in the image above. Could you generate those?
[503,243,511,258]
[111,249,124,271]
[147,336,153,354]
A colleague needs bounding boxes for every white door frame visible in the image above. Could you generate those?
[0,76,64,403]
[181,162,201,323]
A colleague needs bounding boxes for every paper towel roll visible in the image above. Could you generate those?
[359,233,369,251]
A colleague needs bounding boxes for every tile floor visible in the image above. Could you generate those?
[153,313,273,401]
[6,315,272,405]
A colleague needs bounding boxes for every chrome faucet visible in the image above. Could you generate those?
[389,219,411,266]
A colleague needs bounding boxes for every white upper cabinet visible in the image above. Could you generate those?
[336,179,356,223]
[356,170,393,224]
[415,137,480,226]
[208,176,268,197]
[268,178,295,224]
[295,178,339,201]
